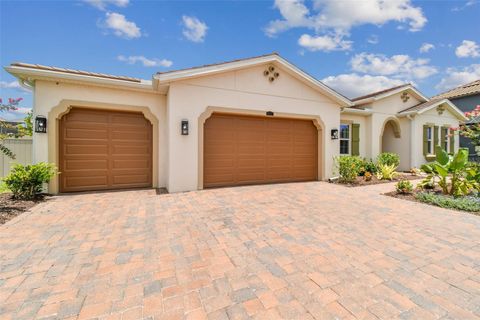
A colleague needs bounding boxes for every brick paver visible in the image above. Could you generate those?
[1,182,479,319]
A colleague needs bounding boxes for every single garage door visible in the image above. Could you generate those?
[59,108,153,192]
[204,114,318,188]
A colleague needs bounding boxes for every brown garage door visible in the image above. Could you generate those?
[204,114,318,188]
[59,108,152,192]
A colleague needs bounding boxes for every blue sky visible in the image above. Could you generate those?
[1,0,479,120]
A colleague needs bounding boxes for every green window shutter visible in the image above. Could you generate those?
[440,127,447,152]
[449,129,455,153]
[423,125,428,156]
[351,123,360,156]
[433,126,439,154]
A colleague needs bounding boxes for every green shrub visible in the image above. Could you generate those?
[358,158,377,176]
[420,147,479,196]
[3,162,57,200]
[376,163,398,180]
[396,180,413,194]
[335,155,363,183]
[376,153,400,167]
[415,192,480,212]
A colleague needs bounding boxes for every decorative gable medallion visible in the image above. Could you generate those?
[401,92,410,103]
[263,65,280,82]
[436,105,445,115]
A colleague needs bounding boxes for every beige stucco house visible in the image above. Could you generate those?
[5,53,467,194]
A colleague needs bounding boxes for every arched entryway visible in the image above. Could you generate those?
[381,117,402,154]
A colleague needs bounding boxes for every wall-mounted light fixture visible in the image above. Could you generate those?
[331,128,339,140]
[181,119,189,135]
[266,111,274,116]
[35,116,47,133]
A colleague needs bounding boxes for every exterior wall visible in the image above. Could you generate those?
[412,108,461,168]
[339,114,367,158]
[166,64,342,192]
[364,92,417,170]
[34,80,167,193]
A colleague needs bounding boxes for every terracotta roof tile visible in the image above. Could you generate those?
[432,80,480,100]
[10,62,141,83]
[397,99,442,114]
[351,83,410,101]
[155,52,280,75]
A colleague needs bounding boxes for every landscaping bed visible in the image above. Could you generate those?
[333,172,421,187]
[0,193,46,225]
[385,190,480,214]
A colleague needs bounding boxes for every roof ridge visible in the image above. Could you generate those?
[351,83,411,101]
[10,62,142,83]
[155,52,279,75]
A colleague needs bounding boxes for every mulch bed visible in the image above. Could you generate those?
[0,193,47,225]
[333,173,421,187]
[385,190,480,214]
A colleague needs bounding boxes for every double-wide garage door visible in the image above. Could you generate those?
[59,108,152,192]
[204,114,318,188]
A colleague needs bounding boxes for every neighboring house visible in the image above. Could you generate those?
[432,80,480,157]
[0,118,21,135]
[4,53,467,194]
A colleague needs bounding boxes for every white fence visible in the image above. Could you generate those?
[0,138,33,177]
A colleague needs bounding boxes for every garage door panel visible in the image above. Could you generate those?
[64,159,108,170]
[64,128,109,139]
[60,108,152,192]
[65,145,108,155]
[204,114,317,188]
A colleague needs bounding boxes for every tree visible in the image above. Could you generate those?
[16,110,33,137]
[0,98,23,159]
[457,105,480,156]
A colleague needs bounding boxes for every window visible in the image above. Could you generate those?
[426,126,434,154]
[340,124,350,155]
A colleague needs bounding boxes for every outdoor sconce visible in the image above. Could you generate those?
[181,119,189,135]
[331,128,339,140]
[35,116,47,133]
[266,111,274,116]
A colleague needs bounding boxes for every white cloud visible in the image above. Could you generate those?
[452,0,477,11]
[266,0,427,36]
[435,64,480,91]
[455,40,480,58]
[322,73,406,99]
[84,0,129,10]
[298,34,352,52]
[419,43,434,53]
[0,80,31,92]
[367,34,379,44]
[117,55,172,67]
[350,52,437,79]
[182,15,208,43]
[104,12,141,39]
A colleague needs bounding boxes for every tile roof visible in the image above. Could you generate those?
[10,62,142,83]
[433,79,480,100]
[397,99,441,114]
[351,83,410,101]
[155,52,280,75]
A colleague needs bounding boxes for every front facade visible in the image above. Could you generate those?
[433,80,480,157]
[5,54,467,194]
[341,84,466,171]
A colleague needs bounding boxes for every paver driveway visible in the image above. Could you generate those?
[1,182,479,320]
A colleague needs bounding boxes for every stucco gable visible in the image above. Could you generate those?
[155,53,351,107]
[179,63,339,104]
